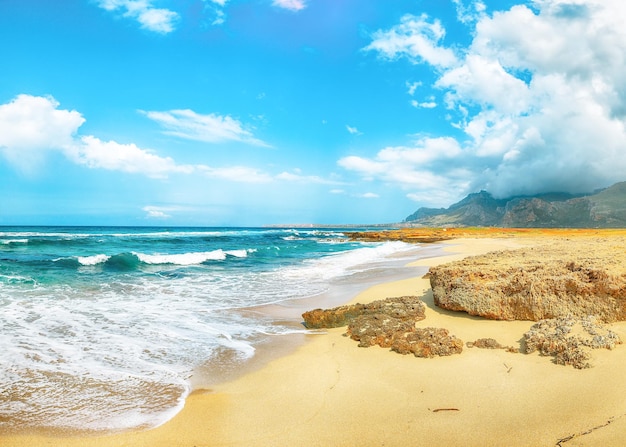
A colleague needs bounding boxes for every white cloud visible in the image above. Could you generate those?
[198,165,273,183]
[452,0,487,24]
[143,109,270,147]
[363,14,458,69]
[359,192,379,199]
[358,0,626,205]
[97,0,179,33]
[346,125,362,135]
[437,54,530,114]
[411,99,437,109]
[338,137,469,206]
[0,94,193,179]
[143,206,172,219]
[276,171,342,185]
[67,136,194,178]
[406,81,422,96]
[272,0,307,11]
[0,95,84,173]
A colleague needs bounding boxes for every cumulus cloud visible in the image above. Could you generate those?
[272,0,307,11]
[339,137,471,205]
[143,205,172,219]
[143,109,270,147]
[0,94,84,173]
[97,0,179,33]
[356,0,626,205]
[67,136,194,178]
[452,0,487,24]
[0,94,193,178]
[363,14,458,69]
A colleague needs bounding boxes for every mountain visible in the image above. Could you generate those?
[404,182,626,227]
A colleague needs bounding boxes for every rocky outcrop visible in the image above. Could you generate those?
[429,239,626,322]
[523,316,622,369]
[346,313,417,348]
[302,296,426,329]
[466,338,518,352]
[302,296,464,357]
[389,327,463,358]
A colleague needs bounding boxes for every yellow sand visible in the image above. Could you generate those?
[4,238,626,447]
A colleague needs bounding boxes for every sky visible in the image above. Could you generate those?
[2,0,626,226]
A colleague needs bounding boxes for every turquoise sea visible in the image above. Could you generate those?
[0,226,430,434]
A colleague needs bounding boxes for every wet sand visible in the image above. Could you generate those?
[4,235,626,446]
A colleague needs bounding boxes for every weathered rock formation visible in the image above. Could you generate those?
[389,327,464,358]
[466,338,518,353]
[346,313,417,348]
[302,296,464,357]
[429,238,626,322]
[523,316,622,369]
[302,296,426,329]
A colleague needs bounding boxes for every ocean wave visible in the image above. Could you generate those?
[77,254,111,266]
[49,249,254,269]
[0,274,36,285]
[131,249,253,266]
[281,235,304,241]
[135,250,227,265]
[1,239,30,245]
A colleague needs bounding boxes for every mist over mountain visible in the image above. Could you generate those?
[405,182,626,228]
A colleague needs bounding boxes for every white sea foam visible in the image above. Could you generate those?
[1,239,29,244]
[135,250,227,265]
[225,249,250,258]
[77,254,111,265]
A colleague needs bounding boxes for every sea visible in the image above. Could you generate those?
[0,226,435,434]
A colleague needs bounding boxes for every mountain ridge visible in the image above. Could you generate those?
[404,182,626,227]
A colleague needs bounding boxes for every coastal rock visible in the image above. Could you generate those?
[347,230,453,243]
[303,296,463,357]
[467,338,503,349]
[429,239,626,322]
[523,316,622,369]
[302,296,425,329]
[390,327,464,358]
[346,314,416,348]
[466,338,518,352]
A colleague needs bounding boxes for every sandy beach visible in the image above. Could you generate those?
[4,235,626,447]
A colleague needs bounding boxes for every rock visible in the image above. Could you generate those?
[466,338,518,352]
[429,239,626,322]
[303,296,463,357]
[467,338,503,349]
[390,327,464,358]
[302,296,425,329]
[346,314,415,348]
[523,316,622,369]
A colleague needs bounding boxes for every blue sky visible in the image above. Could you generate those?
[2,0,626,226]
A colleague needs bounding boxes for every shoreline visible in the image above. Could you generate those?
[4,236,626,446]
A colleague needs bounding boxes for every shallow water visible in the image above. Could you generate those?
[0,226,432,434]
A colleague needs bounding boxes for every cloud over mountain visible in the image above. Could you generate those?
[353,0,626,206]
